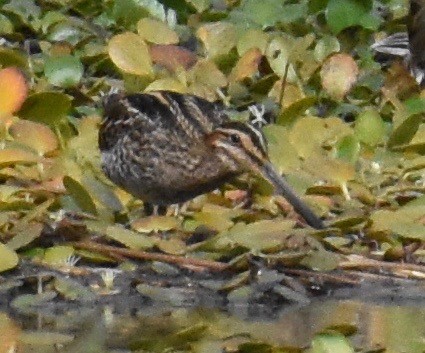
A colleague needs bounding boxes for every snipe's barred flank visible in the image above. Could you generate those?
[99,90,324,229]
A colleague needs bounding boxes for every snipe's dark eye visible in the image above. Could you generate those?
[229,134,241,144]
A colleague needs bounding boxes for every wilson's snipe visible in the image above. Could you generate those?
[99,91,324,229]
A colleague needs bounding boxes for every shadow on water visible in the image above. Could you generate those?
[2,282,425,353]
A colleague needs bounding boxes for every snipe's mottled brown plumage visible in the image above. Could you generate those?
[99,90,324,229]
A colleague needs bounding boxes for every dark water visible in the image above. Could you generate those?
[3,289,425,353]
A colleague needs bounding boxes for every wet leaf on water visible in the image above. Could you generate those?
[300,249,340,271]
[131,215,180,233]
[10,291,57,311]
[0,67,28,115]
[137,18,179,44]
[106,225,156,250]
[44,54,84,88]
[63,176,98,215]
[0,243,19,272]
[214,219,296,252]
[150,44,198,71]
[354,109,386,147]
[108,32,154,77]
[192,204,242,232]
[197,22,237,59]
[9,120,58,155]
[220,270,251,292]
[171,324,209,344]
[53,277,96,302]
[321,53,358,100]
[43,245,75,266]
[136,284,198,306]
[18,91,72,125]
[7,222,43,251]
[157,237,187,255]
[311,331,354,353]
[369,205,425,240]
[238,342,275,353]
[19,331,73,346]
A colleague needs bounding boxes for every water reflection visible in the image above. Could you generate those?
[2,299,425,353]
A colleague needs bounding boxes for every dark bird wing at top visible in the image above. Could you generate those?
[371,0,425,86]
[99,90,228,152]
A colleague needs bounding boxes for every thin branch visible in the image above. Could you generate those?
[73,241,229,272]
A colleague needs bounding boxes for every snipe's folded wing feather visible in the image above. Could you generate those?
[99,91,229,151]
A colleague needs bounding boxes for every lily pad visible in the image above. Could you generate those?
[321,53,359,100]
[354,109,386,147]
[106,225,156,249]
[44,55,84,88]
[197,22,237,59]
[9,120,58,155]
[108,32,154,77]
[18,92,71,125]
[63,176,98,215]
[137,18,179,44]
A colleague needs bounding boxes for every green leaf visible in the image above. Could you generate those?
[311,332,354,353]
[326,0,381,34]
[277,96,317,125]
[335,134,360,163]
[0,48,28,69]
[137,18,179,44]
[18,92,71,125]
[108,32,154,77]
[105,225,156,249]
[314,35,340,62]
[44,245,75,265]
[388,114,422,148]
[214,220,296,252]
[0,243,19,272]
[63,176,98,215]
[44,55,84,88]
[354,109,386,146]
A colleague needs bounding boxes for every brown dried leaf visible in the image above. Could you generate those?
[9,120,58,155]
[320,53,358,100]
[150,44,197,72]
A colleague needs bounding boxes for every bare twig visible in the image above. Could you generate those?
[73,241,229,272]
[339,255,425,274]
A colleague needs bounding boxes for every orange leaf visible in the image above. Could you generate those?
[150,44,197,72]
[0,67,28,114]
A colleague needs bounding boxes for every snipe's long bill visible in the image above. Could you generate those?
[99,90,324,230]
